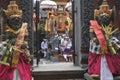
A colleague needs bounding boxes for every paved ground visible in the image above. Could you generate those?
[32,61,83,72]
[32,61,85,80]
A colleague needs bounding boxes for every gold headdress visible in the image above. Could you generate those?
[94,0,112,19]
[4,1,22,19]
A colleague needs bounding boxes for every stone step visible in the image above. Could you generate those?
[32,63,86,80]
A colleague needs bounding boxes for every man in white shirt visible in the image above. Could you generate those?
[59,34,66,54]
[63,37,72,62]
[41,39,48,58]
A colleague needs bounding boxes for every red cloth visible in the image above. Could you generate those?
[90,20,107,49]
[0,65,14,80]
[88,51,120,75]
[88,52,101,75]
[0,54,32,80]
[18,54,32,80]
[111,54,120,74]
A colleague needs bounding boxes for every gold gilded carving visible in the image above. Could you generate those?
[4,1,22,19]
[94,0,112,19]
[0,1,29,67]
[12,23,28,67]
[5,25,20,34]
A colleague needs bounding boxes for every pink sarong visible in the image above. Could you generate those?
[88,51,120,75]
[0,54,32,80]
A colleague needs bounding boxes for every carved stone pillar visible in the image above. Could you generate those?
[81,0,94,66]
[73,0,94,66]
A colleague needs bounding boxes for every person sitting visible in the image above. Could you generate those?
[63,37,72,62]
[59,34,66,54]
[41,39,48,58]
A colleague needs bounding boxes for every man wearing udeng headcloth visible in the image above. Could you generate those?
[88,0,120,80]
[0,1,32,80]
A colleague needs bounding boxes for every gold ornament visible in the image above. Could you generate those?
[101,25,118,37]
[94,0,112,19]
[4,1,22,19]
[5,25,21,34]
[101,25,118,55]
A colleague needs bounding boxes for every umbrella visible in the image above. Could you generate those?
[40,0,57,9]
[65,1,72,11]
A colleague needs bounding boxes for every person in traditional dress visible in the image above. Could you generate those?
[0,1,32,80]
[59,34,66,54]
[51,34,60,55]
[41,39,48,58]
[88,0,120,80]
[63,37,72,62]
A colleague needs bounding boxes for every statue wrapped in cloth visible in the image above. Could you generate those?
[0,1,32,80]
[48,14,56,36]
[88,0,120,80]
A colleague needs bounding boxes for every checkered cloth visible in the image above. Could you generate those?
[0,43,7,56]
[89,40,101,54]
[89,37,120,54]
[110,37,120,48]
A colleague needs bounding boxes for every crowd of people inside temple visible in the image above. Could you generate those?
[40,33,73,62]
